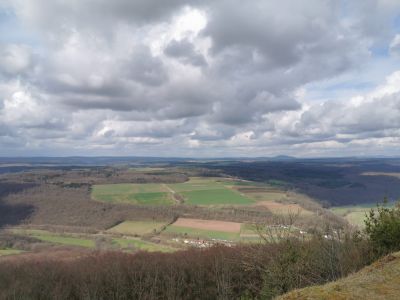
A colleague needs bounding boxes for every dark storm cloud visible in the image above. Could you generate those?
[164,38,207,66]
[126,45,169,86]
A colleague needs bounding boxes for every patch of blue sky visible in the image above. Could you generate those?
[370,45,389,58]
[303,76,375,103]
[0,8,40,46]
[394,14,400,31]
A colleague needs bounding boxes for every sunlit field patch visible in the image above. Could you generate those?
[91,183,174,205]
[107,220,167,236]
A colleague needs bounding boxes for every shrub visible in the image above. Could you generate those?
[365,200,400,256]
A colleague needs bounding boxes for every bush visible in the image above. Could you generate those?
[365,200,400,256]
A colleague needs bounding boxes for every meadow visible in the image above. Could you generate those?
[11,229,96,248]
[166,177,254,205]
[107,220,167,236]
[0,249,24,256]
[112,238,175,252]
[91,183,174,205]
[164,226,240,241]
[92,177,255,206]
[162,217,262,242]
[330,203,394,227]
[8,227,176,253]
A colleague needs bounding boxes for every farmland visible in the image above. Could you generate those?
[164,218,241,241]
[330,203,395,227]
[107,220,168,236]
[0,249,24,256]
[169,177,255,205]
[91,176,317,218]
[8,227,178,253]
[92,183,174,205]
[0,160,361,258]
[10,229,96,248]
[163,217,262,242]
[258,201,313,216]
[112,238,175,252]
[93,177,255,206]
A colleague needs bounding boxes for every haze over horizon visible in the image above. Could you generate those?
[1,1,400,157]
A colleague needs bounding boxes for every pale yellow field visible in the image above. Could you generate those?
[107,221,167,236]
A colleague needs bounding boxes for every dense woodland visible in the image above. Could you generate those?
[0,234,375,299]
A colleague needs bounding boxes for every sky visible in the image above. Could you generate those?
[0,0,400,157]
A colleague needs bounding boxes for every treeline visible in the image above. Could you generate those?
[0,233,374,300]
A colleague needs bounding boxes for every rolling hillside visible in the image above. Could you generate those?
[278,252,400,300]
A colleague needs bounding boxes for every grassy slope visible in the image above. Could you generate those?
[112,238,175,253]
[0,249,25,256]
[32,234,95,248]
[12,229,95,248]
[164,225,240,241]
[330,203,395,227]
[278,252,400,300]
[92,183,173,205]
[107,221,167,235]
[182,188,253,205]
[168,177,254,205]
[93,177,255,206]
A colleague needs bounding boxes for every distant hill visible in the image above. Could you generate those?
[278,252,400,300]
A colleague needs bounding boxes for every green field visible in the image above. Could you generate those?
[167,177,226,192]
[168,177,254,205]
[0,249,25,256]
[107,221,167,236]
[32,234,95,248]
[92,177,255,206]
[11,229,96,248]
[239,223,259,237]
[112,238,175,252]
[164,225,241,241]
[182,188,253,205]
[10,228,174,252]
[164,223,263,242]
[92,183,174,205]
[331,203,394,227]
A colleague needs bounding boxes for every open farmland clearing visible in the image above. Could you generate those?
[0,249,25,256]
[112,237,176,253]
[181,188,253,205]
[164,218,243,241]
[92,177,256,206]
[164,226,240,241]
[107,220,167,236]
[330,203,395,227]
[173,218,241,232]
[167,177,254,205]
[259,201,313,216]
[232,185,288,202]
[10,229,96,248]
[91,183,174,205]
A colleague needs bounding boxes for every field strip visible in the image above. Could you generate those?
[258,201,312,215]
[173,218,241,233]
[163,184,176,194]
[163,184,183,204]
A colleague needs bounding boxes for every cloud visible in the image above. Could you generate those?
[390,34,400,57]
[0,43,32,76]
[164,38,207,66]
[0,0,399,156]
